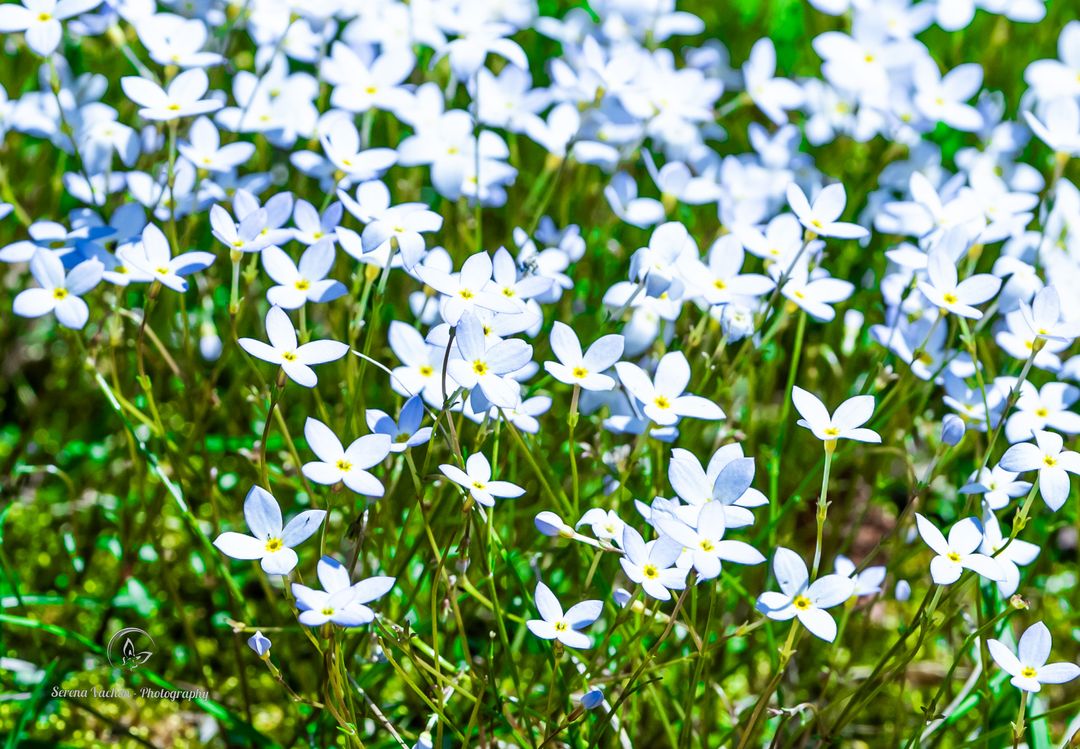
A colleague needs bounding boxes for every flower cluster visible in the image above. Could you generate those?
[2,0,1080,746]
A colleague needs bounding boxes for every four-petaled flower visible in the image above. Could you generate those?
[755,547,855,642]
[239,305,349,387]
[213,486,325,575]
[526,581,602,649]
[439,453,525,508]
[987,621,1080,693]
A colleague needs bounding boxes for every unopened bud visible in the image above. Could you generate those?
[941,414,966,446]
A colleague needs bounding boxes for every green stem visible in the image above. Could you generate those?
[810,443,835,580]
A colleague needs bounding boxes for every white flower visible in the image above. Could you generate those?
[0,0,100,57]
[178,117,254,173]
[666,445,766,528]
[776,260,854,322]
[212,486,325,575]
[834,555,886,597]
[13,250,102,329]
[356,203,443,271]
[238,306,348,388]
[366,395,432,453]
[292,555,394,628]
[121,69,222,122]
[415,251,519,325]
[1024,98,1080,156]
[619,525,687,601]
[915,514,1004,585]
[526,582,602,649]
[615,351,725,426]
[656,501,765,580]
[571,510,624,547]
[755,548,855,642]
[544,322,624,391]
[918,243,1001,319]
[262,240,346,309]
[301,418,391,496]
[118,223,214,293]
[743,38,804,125]
[978,510,1039,597]
[987,622,1080,693]
[439,453,524,508]
[446,311,533,409]
[791,386,880,445]
[1018,286,1080,343]
[999,430,1080,511]
[912,60,983,132]
[785,182,868,239]
[960,465,1031,511]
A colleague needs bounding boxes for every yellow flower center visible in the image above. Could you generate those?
[365,86,378,95]
[294,279,310,290]
[554,620,568,632]
[282,351,297,361]
[335,459,353,472]
[419,365,433,377]
[793,595,812,610]
[947,552,961,562]
[167,103,182,111]
[155,266,169,275]
[264,538,283,552]
[1043,455,1057,467]
[942,292,958,305]
[654,395,671,409]
[823,427,840,437]
[472,360,488,375]
[52,288,69,300]
[459,288,474,300]
[642,564,659,579]
[321,607,334,616]
[699,540,715,552]
[1021,666,1037,679]
[502,287,516,297]
[1035,408,1049,417]
[471,480,485,490]
[713,279,727,290]
[572,366,588,379]
[38,12,52,21]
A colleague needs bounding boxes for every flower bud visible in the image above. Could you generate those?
[894,580,911,602]
[534,511,574,538]
[941,414,965,446]
[247,630,271,658]
[581,687,604,710]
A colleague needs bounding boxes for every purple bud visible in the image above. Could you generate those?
[247,630,271,657]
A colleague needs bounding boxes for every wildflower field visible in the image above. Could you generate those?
[3,0,1080,746]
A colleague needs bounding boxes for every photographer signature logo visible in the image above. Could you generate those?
[106,627,154,671]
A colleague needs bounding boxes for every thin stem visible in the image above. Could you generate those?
[260,381,283,490]
[810,443,836,580]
